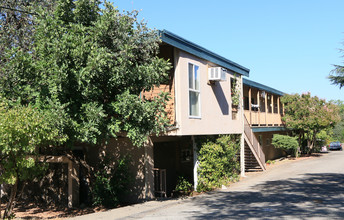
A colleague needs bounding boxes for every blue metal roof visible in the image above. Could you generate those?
[243,78,285,96]
[159,30,250,77]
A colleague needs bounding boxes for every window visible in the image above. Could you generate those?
[188,63,200,117]
[181,149,192,163]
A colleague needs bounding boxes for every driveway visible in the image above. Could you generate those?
[70,151,344,219]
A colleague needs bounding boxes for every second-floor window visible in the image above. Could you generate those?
[188,63,200,117]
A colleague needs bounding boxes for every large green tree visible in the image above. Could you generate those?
[0,0,171,147]
[0,0,54,62]
[281,93,340,154]
[329,41,344,88]
[0,0,171,214]
[330,100,344,142]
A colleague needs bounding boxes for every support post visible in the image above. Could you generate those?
[248,87,252,124]
[277,96,280,115]
[68,161,79,208]
[265,91,268,125]
[144,137,154,199]
[271,94,274,114]
[38,156,79,208]
[257,90,260,126]
[192,136,199,191]
[240,132,246,177]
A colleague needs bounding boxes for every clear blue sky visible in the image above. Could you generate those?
[112,0,344,101]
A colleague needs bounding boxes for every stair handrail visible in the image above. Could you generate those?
[244,115,266,170]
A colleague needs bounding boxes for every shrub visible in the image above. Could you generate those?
[0,102,66,218]
[197,135,240,192]
[174,176,193,196]
[272,134,299,157]
[266,160,275,165]
[92,155,132,208]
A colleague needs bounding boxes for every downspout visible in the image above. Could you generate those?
[192,135,199,191]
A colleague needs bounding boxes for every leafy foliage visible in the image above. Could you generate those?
[330,100,344,142]
[272,134,299,157]
[231,76,240,106]
[92,155,132,208]
[281,93,340,154]
[0,0,171,147]
[1,1,42,56]
[329,41,344,88]
[174,176,193,196]
[0,0,171,216]
[197,135,240,192]
[0,101,66,218]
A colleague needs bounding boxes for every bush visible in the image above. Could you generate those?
[0,102,66,218]
[197,135,240,192]
[92,155,132,208]
[272,134,299,157]
[174,176,193,196]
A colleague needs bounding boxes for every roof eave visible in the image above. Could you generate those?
[159,29,250,77]
[243,78,285,96]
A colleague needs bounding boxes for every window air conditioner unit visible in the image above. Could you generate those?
[208,67,226,81]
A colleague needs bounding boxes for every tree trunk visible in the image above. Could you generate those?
[312,132,317,154]
[297,132,302,157]
[3,179,18,219]
[307,139,312,155]
[16,181,26,203]
[0,184,2,219]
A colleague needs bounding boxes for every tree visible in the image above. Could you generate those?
[329,41,344,88]
[0,102,66,219]
[281,93,340,154]
[1,0,34,58]
[0,0,54,64]
[0,0,171,147]
[330,100,344,142]
[0,0,171,214]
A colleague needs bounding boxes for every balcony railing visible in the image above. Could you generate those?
[243,116,266,170]
[244,110,283,126]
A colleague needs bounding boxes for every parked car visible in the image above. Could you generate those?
[329,141,343,151]
[321,145,328,153]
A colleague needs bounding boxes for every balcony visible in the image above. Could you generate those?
[243,80,285,128]
[244,110,284,127]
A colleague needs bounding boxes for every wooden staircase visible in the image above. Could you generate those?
[243,115,266,172]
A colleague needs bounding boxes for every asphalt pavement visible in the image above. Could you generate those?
[69,150,344,219]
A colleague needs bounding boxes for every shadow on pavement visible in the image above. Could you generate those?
[187,173,344,219]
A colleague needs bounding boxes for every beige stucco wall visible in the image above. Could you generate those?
[171,49,244,136]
